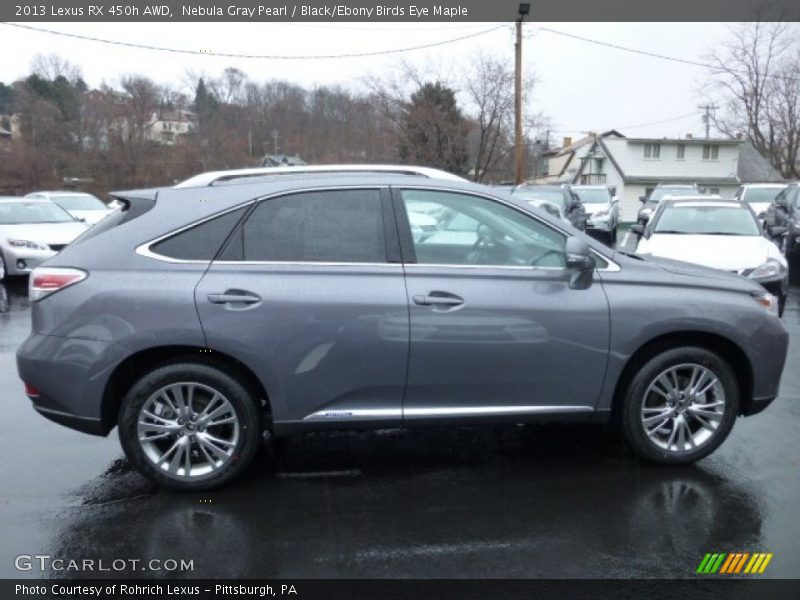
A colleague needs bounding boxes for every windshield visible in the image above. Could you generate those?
[512,188,566,207]
[650,187,697,202]
[573,189,608,204]
[52,194,106,211]
[0,202,75,224]
[742,187,786,204]
[654,205,760,236]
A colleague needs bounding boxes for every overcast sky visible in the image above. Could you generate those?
[0,21,734,143]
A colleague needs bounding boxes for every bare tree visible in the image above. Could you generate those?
[705,22,800,178]
[31,54,83,83]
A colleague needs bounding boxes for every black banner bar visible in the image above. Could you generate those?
[2,0,800,22]
[5,579,800,600]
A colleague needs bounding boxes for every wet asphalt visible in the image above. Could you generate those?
[0,232,798,580]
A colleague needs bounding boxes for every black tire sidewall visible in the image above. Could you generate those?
[622,346,739,465]
[118,362,262,491]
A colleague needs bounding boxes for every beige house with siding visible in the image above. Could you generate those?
[538,132,773,221]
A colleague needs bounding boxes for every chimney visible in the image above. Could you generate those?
[685,133,693,140]
[562,136,572,148]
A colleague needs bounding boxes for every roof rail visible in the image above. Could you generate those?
[173,164,467,188]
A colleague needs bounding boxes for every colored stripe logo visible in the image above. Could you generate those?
[696,552,773,574]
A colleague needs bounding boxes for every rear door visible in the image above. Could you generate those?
[394,187,610,422]
[195,187,408,428]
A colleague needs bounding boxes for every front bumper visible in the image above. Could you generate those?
[585,217,614,232]
[751,273,788,298]
[2,246,56,275]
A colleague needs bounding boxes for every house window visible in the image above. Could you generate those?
[676,144,685,159]
[644,144,661,159]
[702,144,719,160]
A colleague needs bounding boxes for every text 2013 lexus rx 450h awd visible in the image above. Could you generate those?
[17,166,789,491]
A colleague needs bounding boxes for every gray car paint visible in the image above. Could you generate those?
[16,174,789,436]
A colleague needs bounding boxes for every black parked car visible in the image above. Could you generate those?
[765,182,799,257]
[511,184,587,231]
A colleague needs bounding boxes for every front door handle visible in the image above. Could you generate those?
[207,292,261,305]
[413,293,464,307]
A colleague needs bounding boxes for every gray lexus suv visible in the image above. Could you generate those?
[16,167,789,490]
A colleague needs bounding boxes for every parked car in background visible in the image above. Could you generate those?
[0,197,89,281]
[764,182,799,257]
[634,197,789,315]
[572,185,620,244]
[637,183,701,224]
[734,183,788,224]
[16,167,788,490]
[511,183,587,230]
[25,191,114,225]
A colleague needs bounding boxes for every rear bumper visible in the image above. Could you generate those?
[16,333,128,436]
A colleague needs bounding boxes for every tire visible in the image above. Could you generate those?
[0,251,6,282]
[621,347,739,465]
[118,362,262,491]
[779,293,787,318]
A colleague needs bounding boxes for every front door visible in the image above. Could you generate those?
[395,188,610,422]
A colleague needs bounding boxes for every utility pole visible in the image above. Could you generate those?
[515,3,530,185]
[271,128,279,155]
[698,104,717,139]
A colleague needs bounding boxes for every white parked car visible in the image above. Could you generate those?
[25,191,114,225]
[733,183,788,223]
[633,197,789,315]
[0,197,89,281]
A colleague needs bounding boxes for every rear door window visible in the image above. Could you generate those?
[222,189,388,263]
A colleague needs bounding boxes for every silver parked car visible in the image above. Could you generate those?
[16,167,788,490]
[0,197,89,281]
[572,185,620,244]
[26,191,115,225]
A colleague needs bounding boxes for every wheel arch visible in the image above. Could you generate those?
[610,331,754,420]
[101,345,272,433]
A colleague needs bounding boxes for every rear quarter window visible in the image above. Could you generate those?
[151,206,249,261]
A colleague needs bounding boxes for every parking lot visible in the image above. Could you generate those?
[1,234,798,579]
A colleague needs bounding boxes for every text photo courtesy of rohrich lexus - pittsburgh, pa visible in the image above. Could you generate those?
[1,1,800,598]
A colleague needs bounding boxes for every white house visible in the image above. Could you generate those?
[145,109,198,145]
[538,132,775,221]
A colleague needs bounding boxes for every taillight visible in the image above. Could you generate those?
[29,267,87,302]
[24,383,40,398]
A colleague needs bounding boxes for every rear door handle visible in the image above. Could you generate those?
[207,292,261,305]
[413,293,464,307]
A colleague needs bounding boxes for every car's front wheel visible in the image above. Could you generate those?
[118,362,262,491]
[622,347,738,464]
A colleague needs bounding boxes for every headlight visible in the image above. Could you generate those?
[747,259,786,280]
[7,239,48,251]
[753,292,779,317]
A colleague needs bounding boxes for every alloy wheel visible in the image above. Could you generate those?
[137,382,240,479]
[640,363,726,453]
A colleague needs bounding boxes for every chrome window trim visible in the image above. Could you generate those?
[136,183,622,273]
[303,405,594,421]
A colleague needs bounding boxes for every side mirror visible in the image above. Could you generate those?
[565,237,595,289]
[630,224,645,236]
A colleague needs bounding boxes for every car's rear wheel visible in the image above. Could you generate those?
[118,362,262,491]
[622,347,738,465]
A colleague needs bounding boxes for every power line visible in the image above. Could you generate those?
[0,22,506,60]
[533,26,800,83]
[550,111,699,135]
